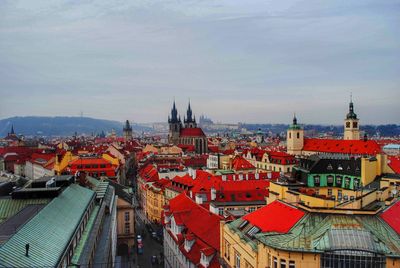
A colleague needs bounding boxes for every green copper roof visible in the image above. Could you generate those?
[71,205,100,264]
[87,176,109,199]
[0,198,50,224]
[257,214,400,256]
[288,124,302,130]
[230,212,400,257]
[0,184,95,268]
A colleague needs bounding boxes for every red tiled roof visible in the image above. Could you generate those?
[183,155,208,167]
[168,193,221,250]
[153,178,171,189]
[243,201,305,233]
[388,156,400,174]
[208,146,219,153]
[177,144,196,152]
[380,201,400,235]
[31,152,55,162]
[172,174,195,186]
[69,157,111,166]
[138,164,159,182]
[232,155,255,170]
[303,138,381,155]
[180,128,206,137]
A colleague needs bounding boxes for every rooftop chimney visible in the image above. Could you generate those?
[25,243,29,257]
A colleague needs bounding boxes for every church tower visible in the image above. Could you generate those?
[123,120,133,141]
[184,101,197,128]
[168,101,182,144]
[344,96,360,140]
[287,114,304,155]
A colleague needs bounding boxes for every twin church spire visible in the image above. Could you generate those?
[168,100,197,128]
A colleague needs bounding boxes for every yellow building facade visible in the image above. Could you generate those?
[145,182,167,223]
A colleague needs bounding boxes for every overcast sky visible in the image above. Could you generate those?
[0,0,399,124]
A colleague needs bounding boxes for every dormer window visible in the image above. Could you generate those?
[184,236,195,252]
[247,226,260,237]
[338,164,343,170]
[200,252,213,268]
[327,164,333,170]
[239,220,248,230]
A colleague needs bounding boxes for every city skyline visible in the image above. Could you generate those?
[1,0,399,124]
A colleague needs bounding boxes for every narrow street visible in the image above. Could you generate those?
[135,208,164,268]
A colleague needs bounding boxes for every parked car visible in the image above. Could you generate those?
[137,242,143,254]
[151,255,158,264]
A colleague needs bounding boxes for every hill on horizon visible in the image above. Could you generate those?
[0,116,152,137]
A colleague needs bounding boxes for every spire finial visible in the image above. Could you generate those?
[10,125,15,135]
[350,92,353,103]
[293,113,297,125]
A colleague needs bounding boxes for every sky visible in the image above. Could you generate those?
[0,0,399,124]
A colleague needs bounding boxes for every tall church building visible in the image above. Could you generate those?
[286,114,304,155]
[344,97,360,140]
[123,120,133,141]
[168,101,181,145]
[168,101,208,154]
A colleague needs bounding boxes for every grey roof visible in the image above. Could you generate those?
[105,178,133,204]
[0,204,45,245]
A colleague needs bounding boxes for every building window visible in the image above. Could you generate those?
[353,122,358,128]
[354,178,360,189]
[289,260,295,268]
[218,207,224,215]
[224,240,230,260]
[235,251,241,268]
[336,176,342,186]
[314,176,320,186]
[338,190,342,200]
[125,211,130,221]
[289,132,291,139]
[327,175,334,186]
[328,189,332,196]
[344,177,351,188]
[124,222,130,234]
[280,259,286,268]
[273,257,278,268]
[296,132,300,139]
[346,122,350,128]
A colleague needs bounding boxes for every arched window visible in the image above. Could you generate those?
[297,132,300,139]
[289,132,291,139]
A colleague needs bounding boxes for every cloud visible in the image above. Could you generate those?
[0,0,399,124]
